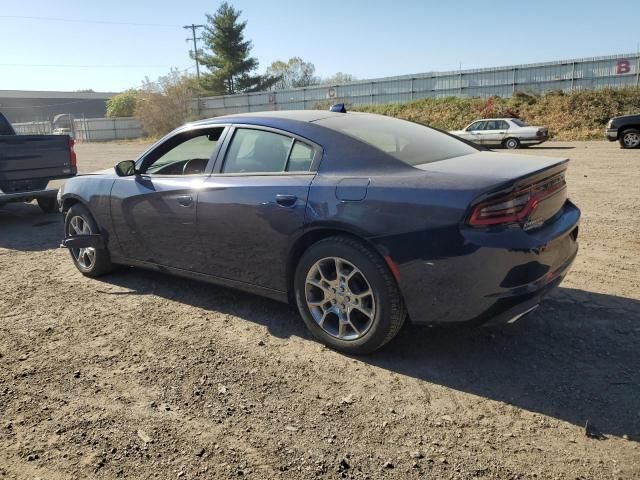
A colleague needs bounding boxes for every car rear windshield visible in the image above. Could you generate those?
[316,114,477,166]
[510,118,529,127]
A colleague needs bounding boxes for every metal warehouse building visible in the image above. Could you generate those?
[0,90,115,123]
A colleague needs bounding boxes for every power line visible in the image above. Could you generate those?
[0,14,180,28]
[0,63,189,69]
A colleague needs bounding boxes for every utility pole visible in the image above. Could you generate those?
[183,24,205,81]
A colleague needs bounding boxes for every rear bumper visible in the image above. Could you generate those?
[0,188,58,205]
[391,200,580,326]
[605,128,618,141]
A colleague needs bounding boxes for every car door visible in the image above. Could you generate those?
[480,120,508,146]
[460,121,485,143]
[197,125,321,292]
[110,126,227,271]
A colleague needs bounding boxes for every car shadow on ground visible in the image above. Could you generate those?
[525,146,576,150]
[98,266,640,440]
[0,202,62,252]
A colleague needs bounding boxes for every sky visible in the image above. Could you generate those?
[0,0,638,93]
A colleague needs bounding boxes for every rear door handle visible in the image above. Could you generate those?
[177,195,193,207]
[275,194,297,207]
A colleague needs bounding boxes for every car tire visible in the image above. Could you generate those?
[504,137,520,149]
[64,204,114,277]
[37,197,58,214]
[619,129,640,149]
[294,236,406,354]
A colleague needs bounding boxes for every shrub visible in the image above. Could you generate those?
[134,70,205,137]
[106,90,138,117]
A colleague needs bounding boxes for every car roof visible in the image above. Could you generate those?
[191,110,350,126]
[472,118,516,122]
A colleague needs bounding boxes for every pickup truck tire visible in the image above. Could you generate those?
[619,129,640,149]
[64,204,114,277]
[37,197,58,214]
[503,138,520,150]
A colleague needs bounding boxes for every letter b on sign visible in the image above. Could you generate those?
[616,60,630,74]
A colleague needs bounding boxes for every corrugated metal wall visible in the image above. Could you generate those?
[13,117,143,141]
[196,53,640,117]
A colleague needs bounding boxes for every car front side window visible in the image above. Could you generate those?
[467,121,485,131]
[144,129,223,175]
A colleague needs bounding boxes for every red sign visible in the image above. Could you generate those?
[616,60,631,74]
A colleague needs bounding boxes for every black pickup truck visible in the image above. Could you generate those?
[605,114,640,149]
[0,111,77,212]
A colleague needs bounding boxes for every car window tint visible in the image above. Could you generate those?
[146,132,220,175]
[499,120,510,130]
[287,141,315,172]
[317,114,477,166]
[223,129,292,174]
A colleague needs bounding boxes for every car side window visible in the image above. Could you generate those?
[145,129,223,175]
[286,141,315,172]
[467,121,485,131]
[222,128,294,174]
[499,120,510,130]
[485,120,500,130]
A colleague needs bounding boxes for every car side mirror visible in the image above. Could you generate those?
[115,160,137,177]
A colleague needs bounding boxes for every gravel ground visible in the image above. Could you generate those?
[1,141,639,479]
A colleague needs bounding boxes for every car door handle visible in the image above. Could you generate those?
[177,195,194,207]
[275,194,297,207]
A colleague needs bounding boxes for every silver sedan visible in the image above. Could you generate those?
[450,118,549,149]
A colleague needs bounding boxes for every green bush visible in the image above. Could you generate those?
[353,87,640,140]
[106,90,138,117]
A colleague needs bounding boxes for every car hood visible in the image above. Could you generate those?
[78,167,117,176]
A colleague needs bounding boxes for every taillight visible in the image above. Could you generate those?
[69,137,77,169]
[467,173,566,227]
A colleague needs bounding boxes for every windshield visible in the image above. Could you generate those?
[316,114,477,166]
[510,118,529,127]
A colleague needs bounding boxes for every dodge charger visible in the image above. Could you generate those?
[59,109,580,353]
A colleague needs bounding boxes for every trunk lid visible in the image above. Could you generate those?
[416,151,569,229]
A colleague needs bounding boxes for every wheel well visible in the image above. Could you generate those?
[621,125,640,134]
[285,228,382,304]
[61,197,80,214]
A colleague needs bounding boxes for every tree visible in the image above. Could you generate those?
[134,69,203,137]
[266,57,318,90]
[320,72,356,85]
[199,2,277,94]
[106,89,138,117]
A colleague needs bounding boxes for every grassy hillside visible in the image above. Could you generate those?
[352,87,640,140]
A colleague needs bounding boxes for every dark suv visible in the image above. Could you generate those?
[605,114,640,149]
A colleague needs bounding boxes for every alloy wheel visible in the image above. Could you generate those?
[623,132,640,148]
[304,257,376,341]
[68,215,96,270]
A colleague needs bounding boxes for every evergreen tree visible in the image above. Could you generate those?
[199,2,276,94]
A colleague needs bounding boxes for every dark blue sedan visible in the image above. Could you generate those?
[59,110,580,353]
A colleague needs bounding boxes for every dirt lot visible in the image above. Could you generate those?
[1,141,639,479]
